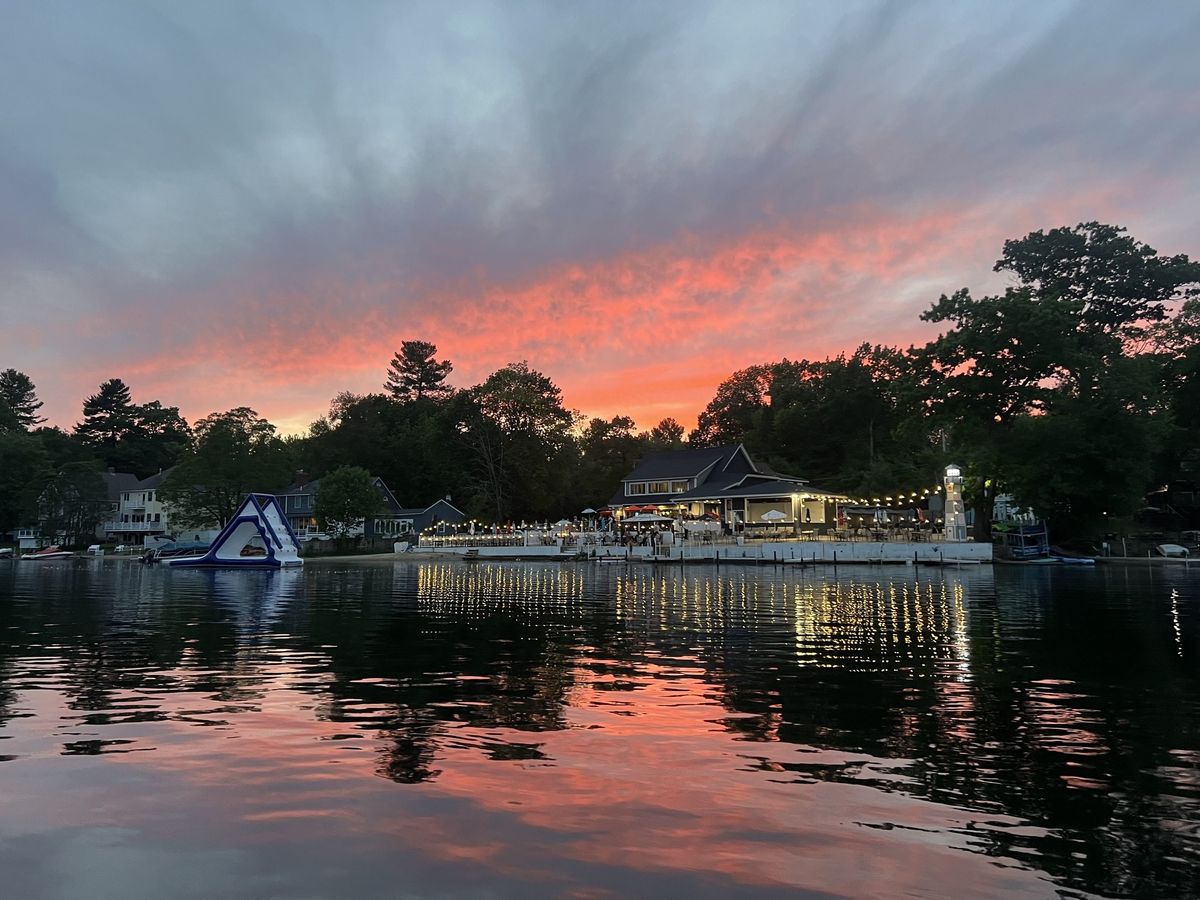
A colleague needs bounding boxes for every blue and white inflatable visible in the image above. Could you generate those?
[164,494,304,568]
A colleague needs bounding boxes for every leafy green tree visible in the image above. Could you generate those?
[1005,386,1162,536]
[384,340,454,402]
[648,417,685,448]
[33,427,92,469]
[1150,298,1200,483]
[40,463,108,546]
[315,466,383,539]
[768,346,932,494]
[575,416,649,508]
[460,362,576,520]
[0,369,45,430]
[160,408,290,529]
[921,222,1199,538]
[0,432,51,536]
[689,365,772,447]
[995,221,1200,350]
[301,389,469,512]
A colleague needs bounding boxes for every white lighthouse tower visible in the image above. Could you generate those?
[943,464,968,542]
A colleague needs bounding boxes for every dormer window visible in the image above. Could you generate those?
[627,483,648,496]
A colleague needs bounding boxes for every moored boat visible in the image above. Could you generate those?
[21,546,73,560]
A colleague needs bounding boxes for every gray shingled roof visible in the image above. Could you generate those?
[619,445,746,482]
[608,444,841,507]
[136,467,174,490]
[100,471,141,503]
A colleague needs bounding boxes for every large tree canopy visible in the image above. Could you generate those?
[920,222,1199,537]
[160,408,290,530]
[0,432,51,534]
[315,466,383,539]
[995,221,1200,343]
[461,362,576,520]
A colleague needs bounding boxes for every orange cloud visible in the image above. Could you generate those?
[82,202,995,434]
[48,183,1149,435]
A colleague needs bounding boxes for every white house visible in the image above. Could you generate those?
[104,468,216,546]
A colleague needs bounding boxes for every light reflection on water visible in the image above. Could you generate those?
[0,559,1198,898]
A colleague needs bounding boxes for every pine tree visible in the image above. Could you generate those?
[384,341,453,402]
[0,368,45,430]
[74,378,137,452]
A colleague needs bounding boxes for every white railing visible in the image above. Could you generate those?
[104,521,163,533]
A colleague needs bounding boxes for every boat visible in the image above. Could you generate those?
[0,548,13,559]
[21,546,73,560]
[142,541,211,565]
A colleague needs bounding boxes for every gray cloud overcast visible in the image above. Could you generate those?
[1,0,1197,426]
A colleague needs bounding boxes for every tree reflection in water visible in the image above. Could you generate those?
[0,559,1196,896]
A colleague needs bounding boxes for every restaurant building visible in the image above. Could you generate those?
[607,444,848,534]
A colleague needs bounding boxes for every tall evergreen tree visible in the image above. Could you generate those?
[384,341,454,402]
[73,379,191,476]
[75,378,137,451]
[0,369,45,430]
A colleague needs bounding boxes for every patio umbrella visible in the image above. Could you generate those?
[759,509,789,522]
[625,513,672,522]
[581,508,596,515]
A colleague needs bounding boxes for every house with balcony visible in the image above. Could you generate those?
[105,468,217,546]
[608,443,848,534]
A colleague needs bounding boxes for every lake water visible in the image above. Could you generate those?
[0,558,1197,898]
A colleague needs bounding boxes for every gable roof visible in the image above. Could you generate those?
[371,477,405,515]
[136,468,174,490]
[276,478,320,496]
[396,498,465,517]
[100,471,140,503]
[607,443,845,507]
[621,444,758,483]
[276,475,409,516]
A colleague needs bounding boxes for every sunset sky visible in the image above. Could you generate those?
[3,1,1198,435]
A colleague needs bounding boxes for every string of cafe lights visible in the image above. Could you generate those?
[844,484,944,507]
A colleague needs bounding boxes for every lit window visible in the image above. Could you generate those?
[671,481,689,493]
[627,483,648,496]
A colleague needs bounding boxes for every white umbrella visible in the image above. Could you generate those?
[626,513,672,522]
[759,509,789,522]
[581,507,596,515]
[553,518,571,527]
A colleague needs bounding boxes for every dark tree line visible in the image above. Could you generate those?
[689,223,1199,539]
[3,223,1196,542]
